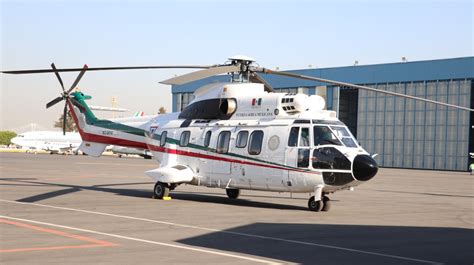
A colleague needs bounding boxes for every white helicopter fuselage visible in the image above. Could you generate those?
[69,81,378,206]
[146,117,367,193]
[142,82,375,194]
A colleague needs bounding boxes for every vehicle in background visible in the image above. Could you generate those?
[109,145,153,159]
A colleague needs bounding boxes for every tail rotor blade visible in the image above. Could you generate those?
[67,64,88,93]
[46,96,63,109]
[51,63,65,92]
[63,103,68,135]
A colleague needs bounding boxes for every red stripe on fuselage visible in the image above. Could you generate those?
[147,145,320,175]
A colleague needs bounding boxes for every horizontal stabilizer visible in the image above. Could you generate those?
[145,165,194,183]
[79,141,107,157]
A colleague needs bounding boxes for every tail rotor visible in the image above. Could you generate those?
[46,63,88,134]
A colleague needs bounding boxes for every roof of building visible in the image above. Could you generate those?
[172,56,474,93]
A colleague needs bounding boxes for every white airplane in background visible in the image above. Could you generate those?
[11,131,81,154]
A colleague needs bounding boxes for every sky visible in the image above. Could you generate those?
[1,0,472,132]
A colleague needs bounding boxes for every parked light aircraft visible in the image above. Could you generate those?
[3,56,473,211]
[11,131,81,154]
[110,145,153,159]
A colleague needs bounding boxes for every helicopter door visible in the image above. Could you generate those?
[210,130,231,184]
[286,126,311,190]
[230,130,250,189]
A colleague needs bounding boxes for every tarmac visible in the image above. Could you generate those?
[0,152,472,265]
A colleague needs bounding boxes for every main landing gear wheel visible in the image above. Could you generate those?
[226,188,240,199]
[308,196,323,211]
[153,182,170,199]
[308,196,331,212]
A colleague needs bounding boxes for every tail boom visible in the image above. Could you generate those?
[66,98,150,155]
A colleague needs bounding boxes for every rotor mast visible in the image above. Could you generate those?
[228,55,255,83]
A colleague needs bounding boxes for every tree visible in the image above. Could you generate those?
[158,107,167,114]
[54,111,77,132]
[0,131,17,145]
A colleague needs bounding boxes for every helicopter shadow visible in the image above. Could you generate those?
[0,178,307,211]
[0,178,153,202]
[171,191,307,211]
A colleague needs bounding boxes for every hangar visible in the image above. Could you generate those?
[171,57,473,171]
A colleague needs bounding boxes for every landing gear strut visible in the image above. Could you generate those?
[153,182,170,199]
[308,184,331,212]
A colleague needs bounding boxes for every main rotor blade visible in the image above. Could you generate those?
[46,96,63,109]
[51,63,65,92]
[249,72,274,92]
[62,103,67,135]
[261,68,474,112]
[67,64,88,93]
[2,65,212,74]
[160,64,240,85]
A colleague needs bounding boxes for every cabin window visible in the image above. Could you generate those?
[204,131,212,148]
[297,149,310,168]
[217,131,231,153]
[314,126,342,146]
[248,130,264,155]
[330,126,358,148]
[299,127,310,147]
[236,131,249,148]
[288,127,299,147]
[160,131,167,147]
[180,131,190,147]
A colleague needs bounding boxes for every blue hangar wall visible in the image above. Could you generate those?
[172,57,474,171]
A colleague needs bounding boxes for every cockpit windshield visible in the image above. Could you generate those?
[313,125,358,148]
[313,126,342,146]
[330,126,358,148]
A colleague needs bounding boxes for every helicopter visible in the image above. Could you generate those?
[3,55,473,212]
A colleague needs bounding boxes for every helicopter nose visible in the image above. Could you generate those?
[352,155,378,181]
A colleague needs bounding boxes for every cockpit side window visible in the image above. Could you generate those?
[288,127,299,147]
[299,127,310,147]
[314,126,342,146]
[297,149,310,168]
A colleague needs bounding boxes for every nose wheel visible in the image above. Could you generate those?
[308,195,331,212]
